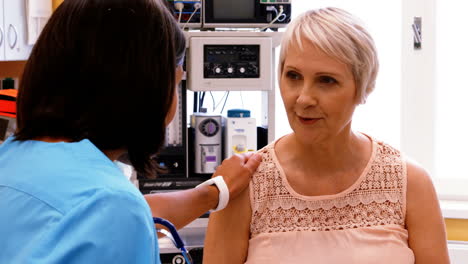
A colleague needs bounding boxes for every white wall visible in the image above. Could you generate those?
[433,1,468,181]
[400,0,468,200]
[448,241,468,264]
[401,0,436,173]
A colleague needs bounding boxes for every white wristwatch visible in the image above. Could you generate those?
[195,176,229,212]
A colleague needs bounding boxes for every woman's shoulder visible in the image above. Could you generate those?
[366,134,430,181]
[405,157,434,196]
[250,139,284,196]
[359,135,405,171]
[366,135,402,157]
[254,140,277,171]
[256,138,276,154]
[369,135,437,216]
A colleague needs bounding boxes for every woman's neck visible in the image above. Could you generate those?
[277,130,370,174]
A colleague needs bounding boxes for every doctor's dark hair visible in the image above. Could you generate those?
[15,0,186,177]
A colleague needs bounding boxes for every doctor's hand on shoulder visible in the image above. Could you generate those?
[211,152,262,201]
[145,152,262,229]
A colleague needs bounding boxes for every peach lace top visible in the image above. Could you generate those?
[246,137,415,264]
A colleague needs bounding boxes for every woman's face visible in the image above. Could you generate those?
[280,40,358,144]
[164,65,184,126]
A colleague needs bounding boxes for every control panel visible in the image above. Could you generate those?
[188,36,272,91]
[204,45,260,79]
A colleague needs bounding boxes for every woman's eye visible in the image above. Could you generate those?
[286,71,302,80]
[317,76,337,84]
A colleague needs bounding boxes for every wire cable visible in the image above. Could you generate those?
[220,91,230,114]
[277,13,287,22]
[182,4,200,30]
[174,2,184,24]
[153,217,193,264]
[214,91,228,111]
[209,91,216,112]
[193,92,198,113]
[199,91,206,110]
[258,5,284,31]
[240,91,245,109]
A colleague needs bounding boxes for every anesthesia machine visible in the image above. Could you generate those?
[138,31,283,194]
[138,3,290,262]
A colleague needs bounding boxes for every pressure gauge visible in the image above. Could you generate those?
[198,118,220,137]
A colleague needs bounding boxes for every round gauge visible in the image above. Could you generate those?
[199,118,220,137]
[172,255,185,264]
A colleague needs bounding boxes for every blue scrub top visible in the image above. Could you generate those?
[0,137,161,263]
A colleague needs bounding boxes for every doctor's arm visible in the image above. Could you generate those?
[144,153,261,230]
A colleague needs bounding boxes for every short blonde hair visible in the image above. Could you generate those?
[279,7,379,104]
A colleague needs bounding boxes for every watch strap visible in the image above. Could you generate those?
[196,176,229,212]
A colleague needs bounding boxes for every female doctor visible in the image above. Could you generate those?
[0,0,261,263]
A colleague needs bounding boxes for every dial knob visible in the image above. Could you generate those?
[215,67,222,74]
[227,67,234,74]
[239,67,246,73]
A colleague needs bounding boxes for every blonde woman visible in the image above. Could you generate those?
[203,7,449,264]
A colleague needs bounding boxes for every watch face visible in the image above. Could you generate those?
[199,118,220,137]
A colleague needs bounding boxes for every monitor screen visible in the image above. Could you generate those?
[213,0,254,20]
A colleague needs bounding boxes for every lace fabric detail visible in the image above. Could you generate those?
[250,139,406,236]
[252,201,404,234]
